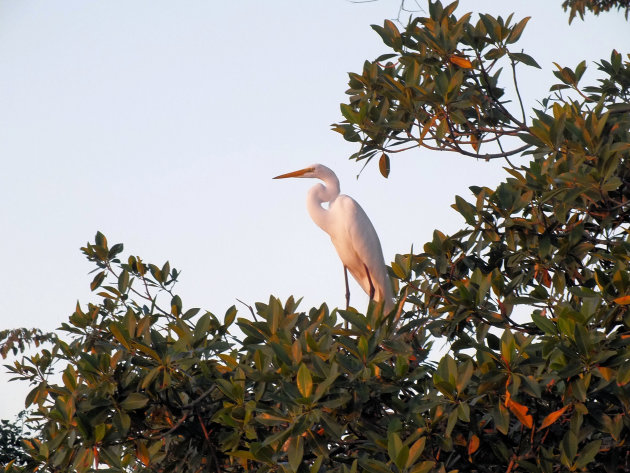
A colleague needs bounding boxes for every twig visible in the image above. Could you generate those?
[146,412,188,439]
[236,298,258,322]
[510,58,528,125]
[182,385,217,409]
[197,412,221,472]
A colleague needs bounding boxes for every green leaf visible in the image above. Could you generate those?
[160,261,170,283]
[113,410,131,436]
[224,306,237,327]
[456,360,474,393]
[118,269,130,293]
[409,461,435,473]
[617,361,630,386]
[288,436,303,471]
[171,295,182,316]
[575,439,601,469]
[453,195,477,225]
[90,271,106,291]
[531,313,556,334]
[297,363,313,398]
[561,430,578,463]
[574,60,587,82]
[108,243,124,259]
[507,16,530,43]
[361,458,391,473]
[310,455,324,473]
[446,408,458,437]
[120,393,149,410]
[493,403,510,435]
[340,103,358,123]
[388,432,403,464]
[510,52,541,68]
[110,323,131,350]
[395,445,409,471]
[94,423,106,443]
[95,231,108,249]
[182,307,200,320]
[338,310,368,331]
[457,402,470,422]
[500,330,515,365]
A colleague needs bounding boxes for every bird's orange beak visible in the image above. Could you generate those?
[273,167,314,179]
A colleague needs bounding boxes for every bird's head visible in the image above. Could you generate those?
[273,164,331,180]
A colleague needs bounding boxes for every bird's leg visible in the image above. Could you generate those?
[344,266,350,310]
[364,264,375,300]
[344,266,350,330]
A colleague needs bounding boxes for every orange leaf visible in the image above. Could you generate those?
[449,55,473,68]
[420,114,438,143]
[507,399,533,429]
[614,295,630,305]
[136,441,150,466]
[534,263,551,287]
[454,433,467,446]
[540,405,569,429]
[468,434,480,455]
[598,366,614,381]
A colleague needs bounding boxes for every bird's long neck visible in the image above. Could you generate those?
[306,172,340,234]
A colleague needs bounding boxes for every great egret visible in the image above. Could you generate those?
[274,164,394,312]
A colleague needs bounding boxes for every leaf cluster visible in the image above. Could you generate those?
[4,3,630,473]
[1,329,58,360]
[4,232,437,473]
[0,412,35,468]
[561,0,630,23]
[386,50,630,472]
[333,0,539,174]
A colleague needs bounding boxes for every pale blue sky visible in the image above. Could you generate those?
[0,0,626,419]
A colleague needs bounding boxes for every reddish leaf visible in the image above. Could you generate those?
[507,399,533,429]
[468,434,480,455]
[540,405,569,429]
[379,153,390,178]
[449,56,473,68]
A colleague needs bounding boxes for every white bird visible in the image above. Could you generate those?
[274,164,394,313]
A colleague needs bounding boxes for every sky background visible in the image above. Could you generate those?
[0,0,627,420]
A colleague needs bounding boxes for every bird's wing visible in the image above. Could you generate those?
[330,195,391,301]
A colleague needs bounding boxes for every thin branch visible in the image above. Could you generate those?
[236,298,258,322]
[510,58,528,124]
[474,50,526,129]
[146,412,188,440]
[197,412,221,473]
[450,143,531,160]
[182,385,218,409]
[385,140,531,160]
[105,262,171,317]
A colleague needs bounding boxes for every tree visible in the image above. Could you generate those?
[561,0,630,22]
[0,412,33,467]
[3,1,630,472]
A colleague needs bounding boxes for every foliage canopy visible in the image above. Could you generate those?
[3,1,630,472]
[0,412,32,467]
[561,0,630,23]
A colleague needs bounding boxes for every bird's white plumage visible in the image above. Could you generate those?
[274,164,394,312]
